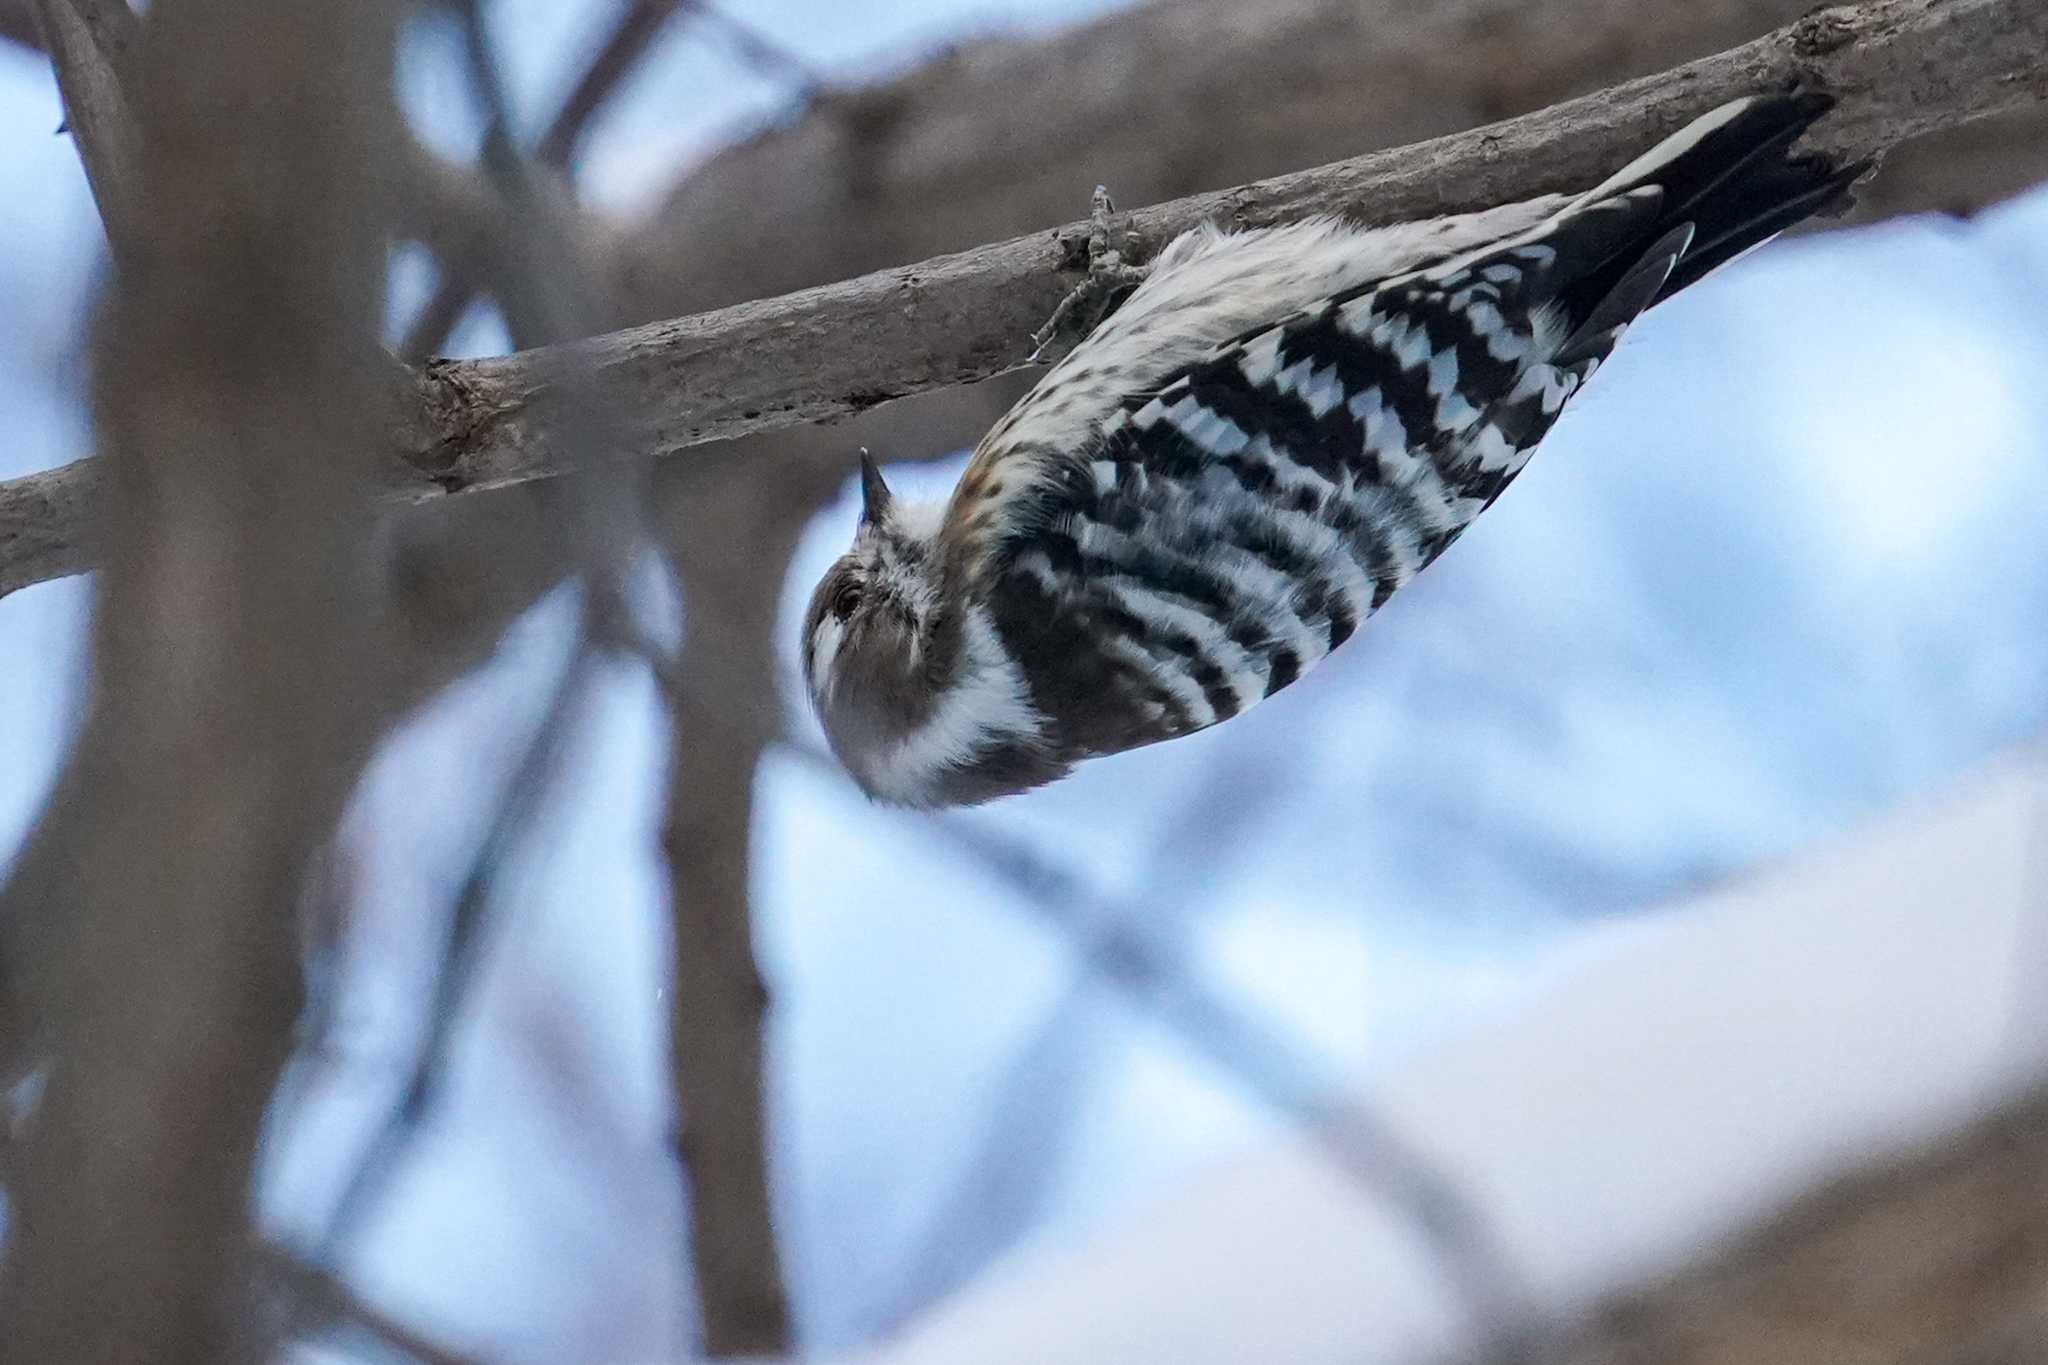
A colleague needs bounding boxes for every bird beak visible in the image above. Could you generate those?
[858,449,894,525]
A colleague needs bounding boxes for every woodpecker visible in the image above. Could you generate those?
[803,93,1863,807]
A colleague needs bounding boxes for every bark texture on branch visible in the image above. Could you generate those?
[589,0,2048,617]
[413,0,2048,492]
[1,0,2042,603]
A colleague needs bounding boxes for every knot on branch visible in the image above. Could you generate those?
[405,360,499,493]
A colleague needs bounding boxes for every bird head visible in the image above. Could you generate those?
[801,453,955,792]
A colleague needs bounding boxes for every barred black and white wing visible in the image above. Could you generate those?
[969,92,1860,767]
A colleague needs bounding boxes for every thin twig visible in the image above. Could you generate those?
[533,0,687,167]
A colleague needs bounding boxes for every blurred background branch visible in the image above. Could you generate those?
[396,0,690,361]
[657,461,837,1356]
[253,1239,487,1365]
[398,0,822,360]
[28,0,139,260]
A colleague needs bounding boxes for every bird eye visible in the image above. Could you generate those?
[831,579,862,620]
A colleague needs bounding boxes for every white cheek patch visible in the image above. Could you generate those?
[808,614,847,701]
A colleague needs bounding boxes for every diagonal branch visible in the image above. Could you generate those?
[30,0,142,259]
[777,740,1538,1350]
[397,0,2045,490]
[1,0,2044,600]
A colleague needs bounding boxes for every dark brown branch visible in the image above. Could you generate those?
[2,0,2043,603]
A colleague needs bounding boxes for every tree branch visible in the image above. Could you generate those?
[410,0,2048,491]
[30,0,142,259]
[609,0,2046,338]
[0,455,97,597]
[1,0,2043,603]
[655,460,836,1356]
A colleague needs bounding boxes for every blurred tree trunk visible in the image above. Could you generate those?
[0,2,401,1361]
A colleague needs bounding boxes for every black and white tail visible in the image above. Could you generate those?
[1315,91,1867,518]
[1444,92,1866,383]
[1578,91,1868,305]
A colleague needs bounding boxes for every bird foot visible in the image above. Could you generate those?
[1029,185,1149,363]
